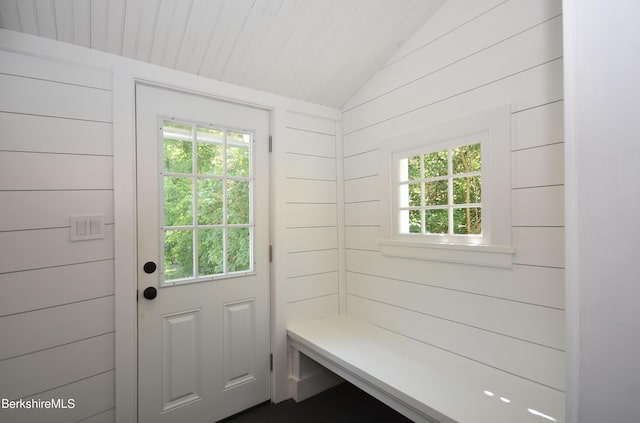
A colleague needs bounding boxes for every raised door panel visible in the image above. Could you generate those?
[223,300,256,389]
[162,310,202,411]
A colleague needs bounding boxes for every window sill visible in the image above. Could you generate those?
[378,239,514,268]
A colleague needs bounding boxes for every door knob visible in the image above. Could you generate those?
[143,287,157,300]
[143,261,157,274]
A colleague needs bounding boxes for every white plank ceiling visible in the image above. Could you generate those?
[0,0,443,107]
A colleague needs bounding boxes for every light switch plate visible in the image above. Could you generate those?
[70,215,105,241]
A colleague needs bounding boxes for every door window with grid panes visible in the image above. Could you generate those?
[161,120,254,284]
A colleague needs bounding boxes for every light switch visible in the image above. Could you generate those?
[90,218,101,235]
[70,215,105,241]
[76,220,87,236]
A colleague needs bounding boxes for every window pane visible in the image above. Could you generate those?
[198,229,224,276]
[424,150,448,178]
[424,180,448,206]
[164,177,193,226]
[227,131,251,177]
[407,156,421,180]
[453,176,481,204]
[398,158,409,182]
[227,145,250,176]
[399,210,409,233]
[163,122,193,173]
[164,230,193,281]
[409,210,422,233]
[227,131,251,145]
[197,179,223,225]
[227,180,250,224]
[425,209,448,234]
[454,207,482,234]
[409,183,421,207]
[399,183,410,208]
[197,127,224,143]
[452,143,481,174]
[227,228,251,272]
[197,143,224,175]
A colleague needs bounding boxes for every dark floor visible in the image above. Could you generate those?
[219,383,413,423]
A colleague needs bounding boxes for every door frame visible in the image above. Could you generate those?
[114,76,278,422]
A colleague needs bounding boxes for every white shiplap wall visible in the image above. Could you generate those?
[0,27,344,418]
[283,112,340,325]
[342,0,565,405]
[0,50,115,423]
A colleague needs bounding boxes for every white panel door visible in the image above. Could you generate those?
[136,85,270,423]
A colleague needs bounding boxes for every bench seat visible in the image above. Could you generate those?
[288,316,564,423]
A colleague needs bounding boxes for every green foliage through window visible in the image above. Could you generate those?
[399,142,481,236]
[162,121,253,282]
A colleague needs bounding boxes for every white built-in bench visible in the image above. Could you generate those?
[288,316,564,423]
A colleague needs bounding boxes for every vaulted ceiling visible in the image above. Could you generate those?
[0,0,444,108]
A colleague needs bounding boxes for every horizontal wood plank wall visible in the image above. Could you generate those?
[341,0,565,398]
[0,50,115,423]
[284,113,339,326]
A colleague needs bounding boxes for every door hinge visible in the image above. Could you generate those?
[136,289,139,301]
[268,135,272,153]
[270,353,273,372]
[269,245,273,262]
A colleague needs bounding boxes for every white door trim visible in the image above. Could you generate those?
[113,72,138,423]
[114,76,277,422]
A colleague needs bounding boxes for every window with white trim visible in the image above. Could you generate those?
[396,133,485,244]
[381,106,514,268]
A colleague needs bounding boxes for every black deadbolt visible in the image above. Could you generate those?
[143,261,157,274]
[143,287,157,300]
